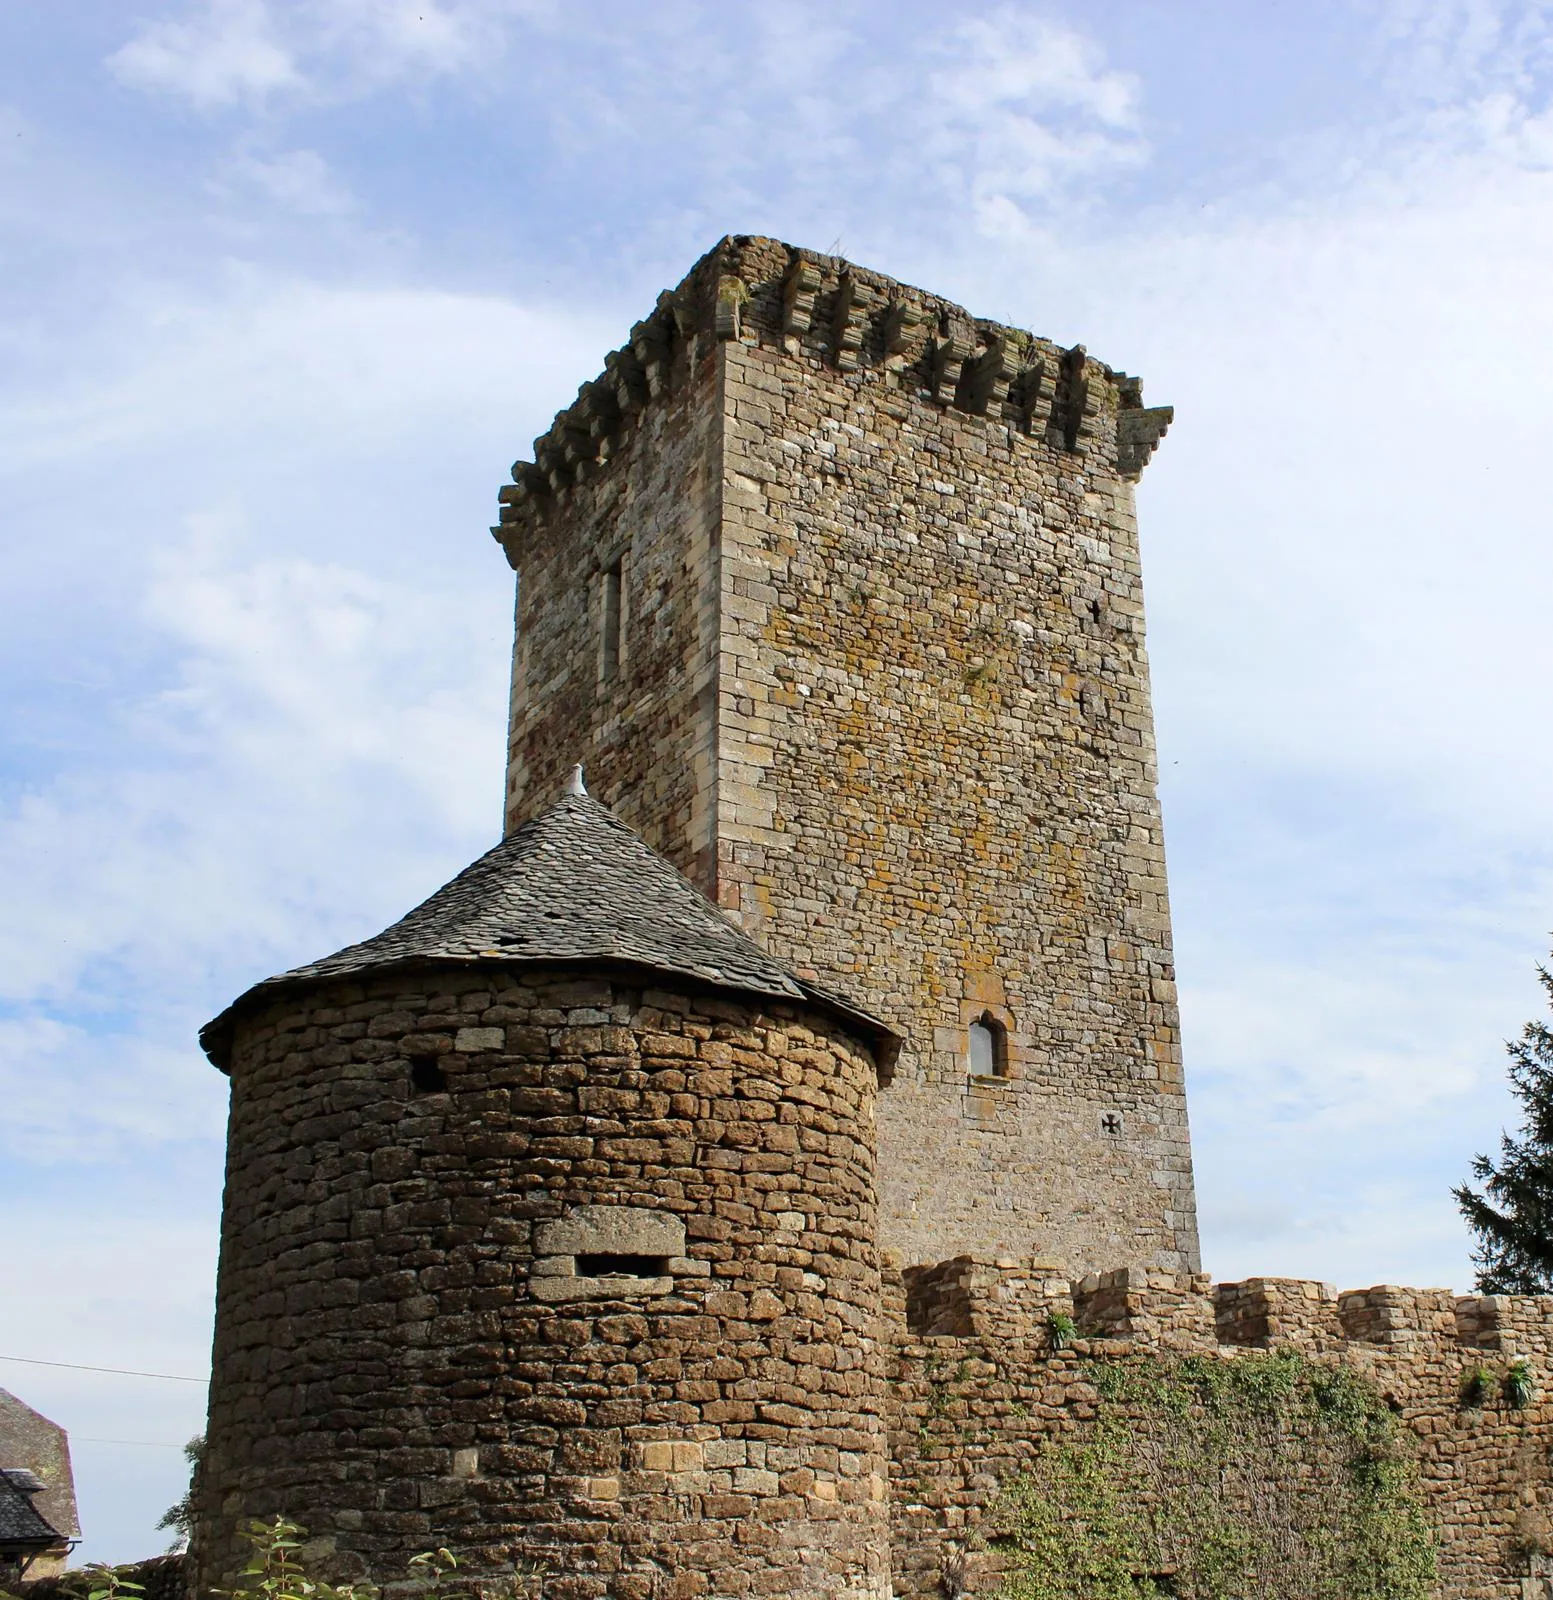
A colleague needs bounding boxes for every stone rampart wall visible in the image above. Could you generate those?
[17,1548,186,1600]
[17,1554,186,1600]
[883,1257,1553,1600]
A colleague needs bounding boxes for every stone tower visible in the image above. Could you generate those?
[195,787,898,1599]
[496,236,1197,1275]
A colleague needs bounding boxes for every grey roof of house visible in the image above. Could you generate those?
[0,1390,78,1542]
[201,785,898,1074]
[0,1472,61,1549]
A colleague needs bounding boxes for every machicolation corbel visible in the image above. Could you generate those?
[1117,403,1174,479]
[581,377,620,444]
[830,271,872,372]
[495,236,1181,573]
[881,298,929,371]
[1052,343,1096,452]
[1007,353,1053,435]
[605,346,648,413]
[782,254,823,341]
[630,306,674,397]
[928,316,973,405]
[956,331,1015,417]
[715,274,748,341]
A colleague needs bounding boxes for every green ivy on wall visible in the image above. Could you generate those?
[980,1352,1437,1600]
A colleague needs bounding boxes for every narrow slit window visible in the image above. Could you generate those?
[600,559,623,682]
[967,1015,1008,1079]
[576,1252,667,1279]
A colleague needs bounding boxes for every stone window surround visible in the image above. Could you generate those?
[529,1204,701,1303]
[958,998,1020,1084]
[596,545,629,684]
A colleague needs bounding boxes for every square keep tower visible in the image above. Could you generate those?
[494,236,1199,1275]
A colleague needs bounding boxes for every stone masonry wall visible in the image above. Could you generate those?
[711,238,1192,1276]
[883,1258,1553,1600]
[193,965,889,1600]
[500,245,728,887]
[19,1554,186,1600]
[495,236,1195,1280]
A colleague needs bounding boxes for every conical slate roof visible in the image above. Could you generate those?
[201,781,897,1073]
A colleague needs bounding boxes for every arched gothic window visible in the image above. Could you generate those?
[967,1014,1008,1079]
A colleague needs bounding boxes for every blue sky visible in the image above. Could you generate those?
[4,0,1553,1566]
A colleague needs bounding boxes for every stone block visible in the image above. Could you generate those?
[453,1026,505,1053]
[533,1205,686,1258]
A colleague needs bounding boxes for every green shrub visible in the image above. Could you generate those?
[1460,1365,1495,1408]
[1047,1313,1077,1352]
[1506,1358,1536,1409]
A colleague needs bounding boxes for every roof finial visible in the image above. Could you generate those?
[566,764,588,797]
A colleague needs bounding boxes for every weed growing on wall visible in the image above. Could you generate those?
[0,1523,546,1600]
[981,1352,1436,1600]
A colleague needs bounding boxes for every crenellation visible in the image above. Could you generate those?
[1456,1292,1553,1358]
[1072,1266,1218,1349]
[901,1257,1073,1344]
[1213,1276,1343,1350]
[496,238,1170,568]
[1338,1284,1461,1347]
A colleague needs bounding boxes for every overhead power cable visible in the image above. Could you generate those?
[77,1438,188,1449]
[0,1354,207,1384]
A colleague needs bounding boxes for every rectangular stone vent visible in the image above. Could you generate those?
[577,1252,669,1278]
[530,1204,686,1302]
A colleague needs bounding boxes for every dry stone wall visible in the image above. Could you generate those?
[883,1257,1553,1600]
[193,965,890,1600]
[19,1554,186,1600]
[496,236,1196,1279]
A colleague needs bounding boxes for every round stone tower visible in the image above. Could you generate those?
[193,781,898,1600]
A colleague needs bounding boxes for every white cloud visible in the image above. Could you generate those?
[108,0,303,109]
[1380,0,1553,102]
[931,9,1140,132]
[0,521,507,1008]
[219,147,354,214]
[911,9,1148,224]
[309,0,516,79]
[606,3,1147,237]
[107,0,553,109]
[1199,1177,1473,1291]
[0,1015,224,1162]
[0,269,612,475]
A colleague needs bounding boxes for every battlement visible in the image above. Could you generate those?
[899,1254,1073,1342]
[889,1259,1553,1600]
[1214,1275,1343,1350]
[890,1255,1553,1362]
[1075,1266,1218,1349]
[493,235,1172,564]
